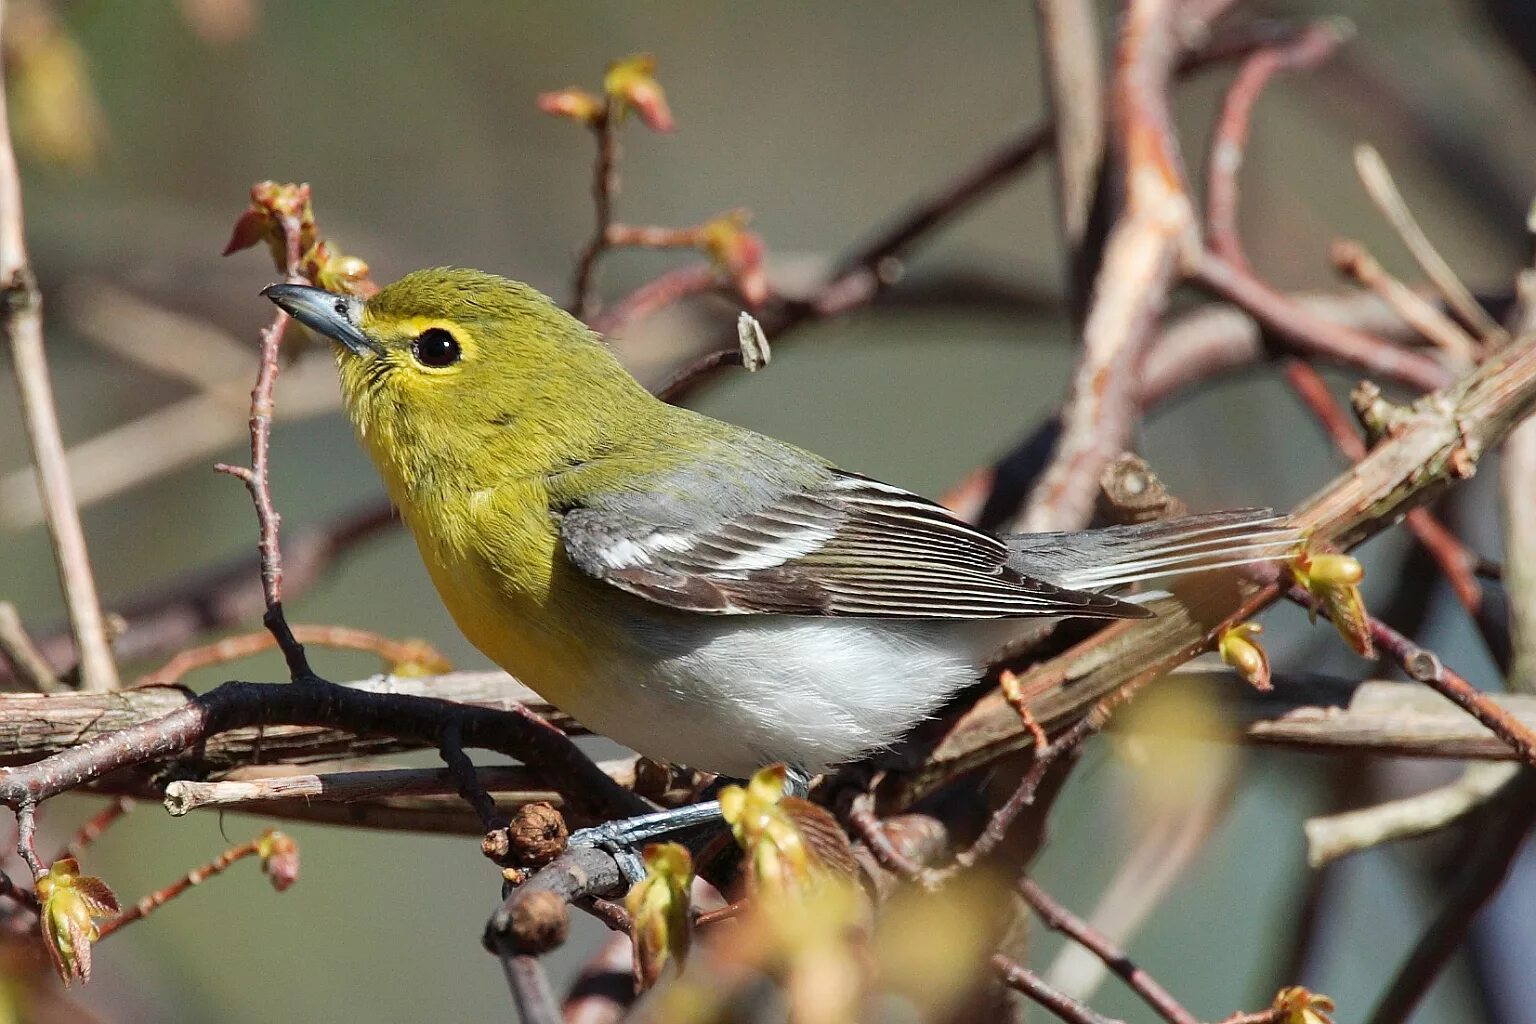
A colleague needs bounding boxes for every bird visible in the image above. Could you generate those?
[263,268,1296,788]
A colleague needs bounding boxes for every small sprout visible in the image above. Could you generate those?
[1272,985,1336,1024]
[1292,548,1373,657]
[699,209,767,308]
[624,843,693,990]
[256,829,298,892]
[223,181,375,297]
[537,86,605,126]
[718,765,822,897]
[1218,621,1271,691]
[35,858,118,985]
[603,53,675,133]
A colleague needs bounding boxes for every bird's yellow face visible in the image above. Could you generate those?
[265,267,650,496]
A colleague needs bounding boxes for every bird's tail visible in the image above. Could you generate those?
[1004,509,1303,594]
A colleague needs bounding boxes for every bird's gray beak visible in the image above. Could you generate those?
[261,283,381,357]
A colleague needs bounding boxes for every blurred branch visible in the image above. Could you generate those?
[1303,762,1519,868]
[0,599,57,691]
[1365,770,1536,1024]
[1020,877,1198,1024]
[136,624,451,686]
[0,3,117,692]
[1015,0,1201,533]
[1034,0,1106,315]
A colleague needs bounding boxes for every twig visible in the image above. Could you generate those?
[1282,359,1489,631]
[1353,143,1506,344]
[1205,22,1346,269]
[161,762,635,816]
[0,601,58,691]
[484,847,623,955]
[1365,770,1536,1024]
[1330,239,1479,366]
[1503,270,1536,693]
[590,262,720,336]
[502,954,562,1024]
[214,203,315,681]
[992,953,1127,1024]
[1019,878,1198,1024]
[96,831,281,940]
[1016,0,1201,533]
[1033,0,1105,314]
[1303,762,1518,867]
[58,796,133,862]
[0,7,117,692]
[1363,611,1536,767]
[571,107,618,320]
[136,624,451,686]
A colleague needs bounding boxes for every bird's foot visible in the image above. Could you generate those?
[566,800,724,884]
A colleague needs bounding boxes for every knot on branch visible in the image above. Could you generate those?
[495,888,570,956]
[1,268,39,315]
[483,802,568,869]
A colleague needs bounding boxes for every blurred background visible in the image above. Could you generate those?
[0,0,1533,1020]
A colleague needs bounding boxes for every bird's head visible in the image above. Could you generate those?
[263,268,650,489]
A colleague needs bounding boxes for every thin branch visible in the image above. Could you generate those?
[1020,878,1198,1024]
[1353,143,1506,344]
[1303,762,1518,868]
[161,762,635,817]
[0,601,58,691]
[1282,358,1492,642]
[502,954,562,1024]
[58,796,133,862]
[992,954,1127,1024]
[1365,771,1536,1024]
[136,624,451,686]
[213,203,314,681]
[1205,22,1346,269]
[1033,0,1106,315]
[1363,611,1536,767]
[96,830,282,940]
[0,6,117,692]
[1330,239,1480,367]
[571,108,618,321]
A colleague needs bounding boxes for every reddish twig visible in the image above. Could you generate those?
[953,683,1143,870]
[503,953,562,1024]
[96,831,280,939]
[0,11,118,692]
[1019,878,1199,1024]
[590,262,721,336]
[136,625,451,686]
[1365,611,1536,767]
[1205,22,1345,268]
[57,797,133,863]
[571,108,619,321]
[213,206,315,682]
[993,953,1127,1024]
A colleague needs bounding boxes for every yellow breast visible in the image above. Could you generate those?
[392,471,614,708]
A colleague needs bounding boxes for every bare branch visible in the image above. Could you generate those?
[0,4,117,691]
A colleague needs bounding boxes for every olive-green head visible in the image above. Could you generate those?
[264,268,652,489]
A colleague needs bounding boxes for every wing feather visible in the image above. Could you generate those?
[560,467,1142,620]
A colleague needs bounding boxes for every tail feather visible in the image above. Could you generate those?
[1005,509,1302,593]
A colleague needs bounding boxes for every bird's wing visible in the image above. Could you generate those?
[558,466,1144,620]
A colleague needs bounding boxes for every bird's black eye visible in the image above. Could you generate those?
[411,328,461,368]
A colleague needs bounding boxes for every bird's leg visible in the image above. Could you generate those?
[567,801,725,883]
[566,765,812,884]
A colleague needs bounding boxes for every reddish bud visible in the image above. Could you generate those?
[256,829,299,892]
[700,210,768,308]
[537,87,605,126]
[604,54,674,133]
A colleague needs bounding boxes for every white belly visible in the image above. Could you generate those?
[561,613,1036,778]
